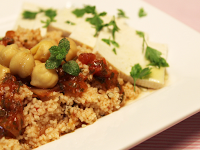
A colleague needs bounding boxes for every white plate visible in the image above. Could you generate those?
[1,0,200,149]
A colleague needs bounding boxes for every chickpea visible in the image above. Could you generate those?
[0,44,20,67]
[19,47,27,51]
[9,49,35,78]
[35,60,42,66]
[31,38,57,62]
[65,37,78,61]
[30,63,58,88]
[0,64,10,83]
[0,45,5,51]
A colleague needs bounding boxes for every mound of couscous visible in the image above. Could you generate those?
[0,27,140,150]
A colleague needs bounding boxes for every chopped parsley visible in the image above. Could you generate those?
[108,16,120,40]
[136,30,145,52]
[43,8,57,20]
[41,9,57,27]
[45,38,80,76]
[130,63,151,91]
[22,8,57,28]
[101,38,111,45]
[138,7,147,18]
[112,48,117,54]
[145,46,169,68]
[136,30,169,68]
[117,9,129,18]
[102,38,119,47]
[72,9,86,17]
[101,16,120,54]
[72,5,120,38]
[22,11,38,19]
[73,5,109,36]
[102,38,119,55]
[65,20,76,25]
[85,11,108,36]
[72,5,121,54]
[72,5,96,17]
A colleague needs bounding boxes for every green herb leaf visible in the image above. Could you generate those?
[130,63,151,91]
[46,44,67,69]
[138,67,152,79]
[102,38,111,45]
[117,9,129,18]
[136,30,169,68]
[84,5,96,14]
[86,12,108,36]
[22,11,38,19]
[136,30,146,53]
[44,9,57,20]
[72,5,119,38]
[99,12,107,17]
[45,38,80,76]
[145,46,169,68]
[62,60,80,76]
[41,9,57,28]
[102,38,119,54]
[22,8,57,27]
[72,5,96,17]
[86,13,103,25]
[45,57,62,69]
[41,19,56,28]
[138,7,147,18]
[58,38,70,52]
[108,16,120,40]
[136,30,145,38]
[72,8,86,17]
[65,20,76,25]
[110,40,119,48]
[112,48,117,55]
[46,38,70,68]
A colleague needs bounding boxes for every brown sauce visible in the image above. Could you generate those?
[0,74,24,138]
[0,31,15,46]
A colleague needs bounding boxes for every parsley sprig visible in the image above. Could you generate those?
[22,11,38,19]
[138,7,147,18]
[108,16,120,40]
[72,5,120,54]
[101,37,119,54]
[101,16,120,54]
[72,5,109,37]
[86,12,108,36]
[136,31,145,52]
[45,38,80,76]
[72,5,96,17]
[130,64,151,91]
[136,30,169,68]
[41,9,57,27]
[117,9,129,18]
[145,46,169,68]
[65,20,76,25]
[22,8,57,28]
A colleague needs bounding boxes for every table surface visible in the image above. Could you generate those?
[132,0,200,149]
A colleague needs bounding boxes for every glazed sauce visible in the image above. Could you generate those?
[0,74,24,138]
[0,53,123,139]
[51,53,123,97]
[0,31,15,46]
[16,53,123,100]
[56,68,88,97]
[78,53,123,93]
